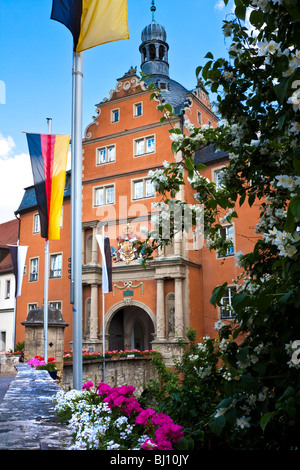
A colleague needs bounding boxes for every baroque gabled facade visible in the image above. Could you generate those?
[14,6,260,363]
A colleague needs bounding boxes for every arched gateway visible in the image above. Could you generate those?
[105,301,156,352]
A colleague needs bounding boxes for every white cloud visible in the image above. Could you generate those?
[214,0,225,10]
[0,133,15,159]
[0,133,33,224]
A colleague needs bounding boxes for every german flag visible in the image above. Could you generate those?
[51,0,129,53]
[26,133,70,240]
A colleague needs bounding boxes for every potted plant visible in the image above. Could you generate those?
[27,356,58,379]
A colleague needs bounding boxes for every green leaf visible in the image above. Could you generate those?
[231,293,249,311]
[202,61,213,80]
[293,147,300,173]
[196,66,202,78]
[260,411,278,432]
[273,78,290,102]
[284,204,296,232]
[164,103,173,113]
[195,163,207,171]
[289,195,300,220]
[249,9,264,28]
[185,157,195,171]
[210,283,228,307]
[234,0,246,21]
[208,414,226,436]
[205,52,214,59]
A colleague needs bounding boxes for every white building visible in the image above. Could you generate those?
[0,219,18,352]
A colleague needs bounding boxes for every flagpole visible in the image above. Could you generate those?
[102,225,106,382]
[71,51,83,390]
[12,236,19,352]
[43,117,52,363]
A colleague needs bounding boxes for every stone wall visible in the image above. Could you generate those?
[0,354,19,374]
[62,357,159,395]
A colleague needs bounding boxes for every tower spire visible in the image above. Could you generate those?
[151,0,156,23]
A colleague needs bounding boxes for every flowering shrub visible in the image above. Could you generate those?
[53,382,184,450]
[136,0,300,451]
[27,355,56,372]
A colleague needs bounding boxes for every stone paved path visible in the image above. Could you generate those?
[0,364,72,450]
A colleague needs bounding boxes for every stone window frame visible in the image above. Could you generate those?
[33,213,40,234]
[216,224,235,259]
[96,144,116,165]
[131,177,155,201]
[111,108,120,123]
[212,164,226,189]
[29,257,39,282]
[5,279,10,299]
[133,102,143,118]
[49,252,63,279]
[27,302,38,313]
[197,110,202,126]
[218,285,237,320]
[93,183,115,207]
[133,134,156,157]
[49,300,62,313]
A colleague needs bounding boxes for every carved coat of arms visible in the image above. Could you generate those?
[112,224,138,265]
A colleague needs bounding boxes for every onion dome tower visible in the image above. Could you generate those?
[139,1,169,77]
[139,1,191,114]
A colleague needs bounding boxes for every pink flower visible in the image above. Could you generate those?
[142,438,157,450]
[82,381,94,390]
[135,408,156,425]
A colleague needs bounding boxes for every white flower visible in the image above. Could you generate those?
[223,70,234,80]
[184,118,195,132]
[215,408,227,417]
[285,244,297,258]
[235,250,244,267]
[287,91,300,112]
[236,416,251,429]
[215,320,226,331]
[290,121,300,134]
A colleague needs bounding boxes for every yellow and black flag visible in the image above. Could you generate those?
[51,0,129,52]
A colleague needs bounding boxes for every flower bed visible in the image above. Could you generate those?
[53,381,183,450]
[63,349,161,362]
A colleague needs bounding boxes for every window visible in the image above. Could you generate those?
[217,225,235,258]
[94,185,115,206]
[0,332,6,352]
[5,280,10,299]
[29,258,39,282]
[134,102,143,117]
[111,109,119,123]
[50,253,62,278]
[33,213,40,233]
[214,168,225,188]
[220,286,237,319]
[97,145,116,165]
[28,303,37,312]
[49,301,62,311]
[132,178,155,200]
[208,120,213,127]
[197,111,202,125]
[134,135,155,156]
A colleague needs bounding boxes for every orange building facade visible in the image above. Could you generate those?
[15,11,260,362]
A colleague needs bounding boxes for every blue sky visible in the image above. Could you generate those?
[0,0,233,224]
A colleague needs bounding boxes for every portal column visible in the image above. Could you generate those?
[90,284,98,340]
[92,226,98,264]
[156,278,165,340]
[174,277,184,337]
